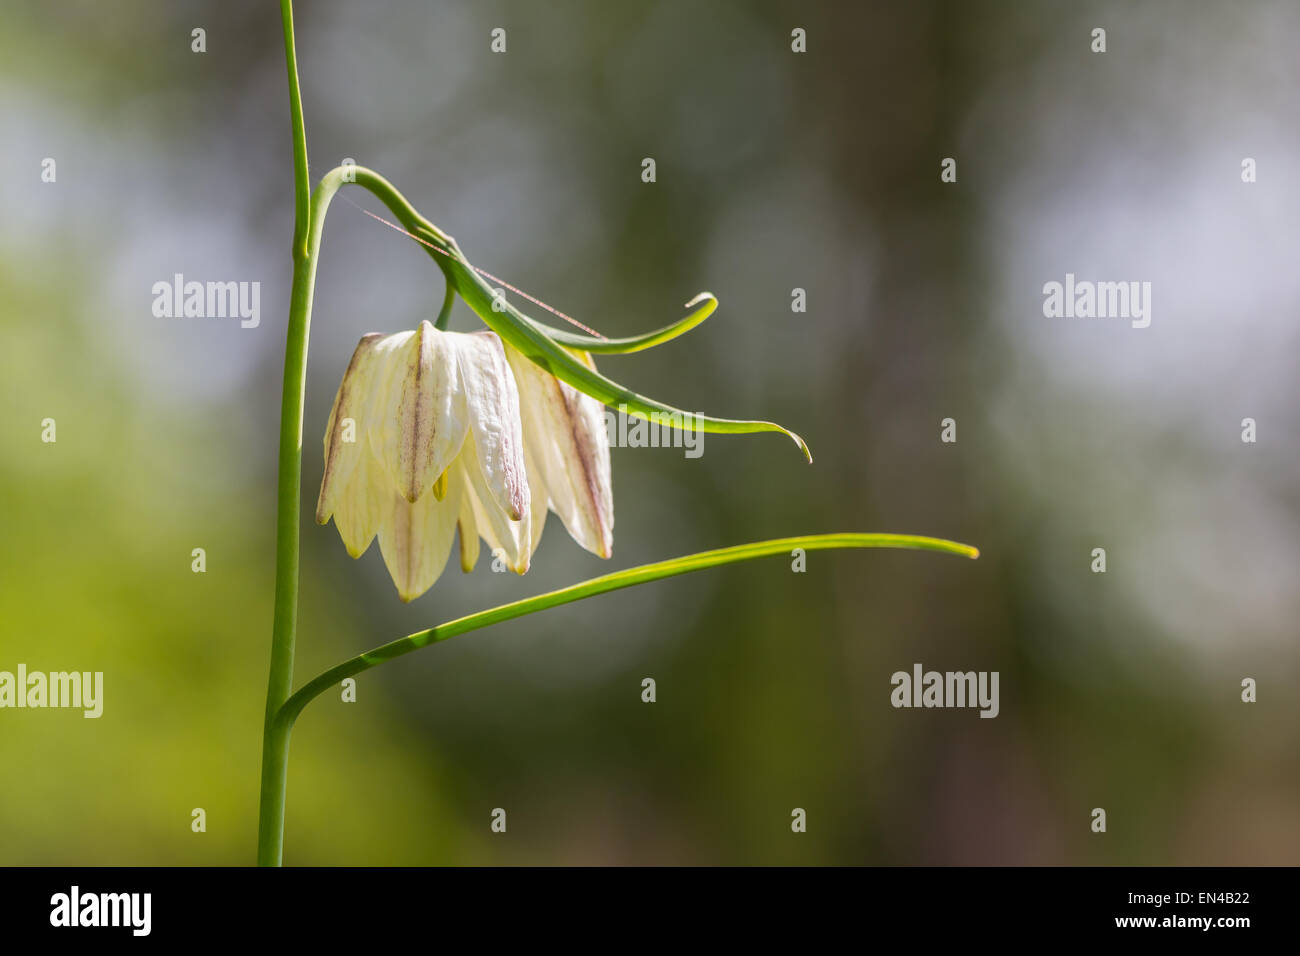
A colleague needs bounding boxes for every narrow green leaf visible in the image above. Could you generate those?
[535,291,718,354]
[429,236,814,462]
[277,533,978,728]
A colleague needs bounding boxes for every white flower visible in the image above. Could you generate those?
[316,322,617,602]
[315,321,531,601]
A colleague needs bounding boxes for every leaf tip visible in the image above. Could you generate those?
[789,429,813,463]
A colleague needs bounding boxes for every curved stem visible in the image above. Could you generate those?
[273,533,978,734]
[434,279,456,330]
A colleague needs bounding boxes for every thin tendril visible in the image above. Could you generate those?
[331,189,607,339]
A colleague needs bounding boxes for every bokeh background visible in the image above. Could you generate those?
[1,0,1297,865]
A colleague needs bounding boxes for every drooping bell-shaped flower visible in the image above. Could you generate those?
[315,321,532,601]
[503,345,614,560]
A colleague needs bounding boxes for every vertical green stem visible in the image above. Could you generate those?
[258,0,313,867]
[256,248,316,866]
[280,0,310,257]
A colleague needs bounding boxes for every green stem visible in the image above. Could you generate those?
[280,0,309,256]
[258,0,314,868]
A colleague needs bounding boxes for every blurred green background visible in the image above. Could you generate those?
[1,0,1297,865]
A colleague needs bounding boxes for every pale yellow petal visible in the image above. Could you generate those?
[453,331,529,522]
[453,466,480,572]
[523,442,548,557]
[372,322,469,504]
[376,473,461,602]
[316,333,384,524]
[331,447,385,558]
[458,439,531,574]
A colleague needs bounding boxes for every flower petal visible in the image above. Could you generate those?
[377,469,462,602]
[373,321,469,504]
[523,443,549,558]
[506,346,614,558]
[458,435,531,574]
[331,448,385,558]
[317,332,384,524]
[453,466,480,572]
[453,331,529,522]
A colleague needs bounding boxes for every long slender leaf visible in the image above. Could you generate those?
[428,232,814,462]
[276,532,978,728]
[535,291,718,354]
